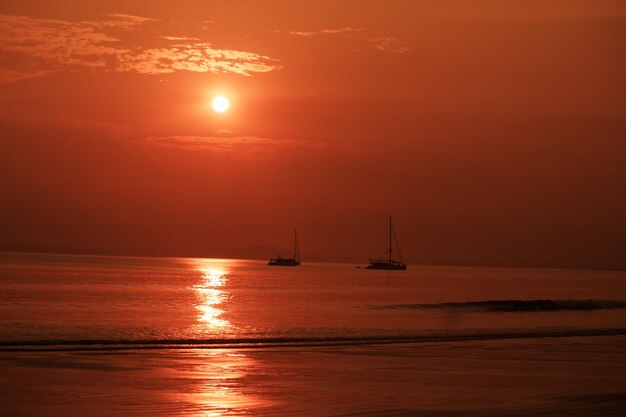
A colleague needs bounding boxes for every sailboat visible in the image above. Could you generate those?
[367,216,407,270]
[268,230,301,266]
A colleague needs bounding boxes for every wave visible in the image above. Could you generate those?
[369,299,626,312]
[1,328,625,351]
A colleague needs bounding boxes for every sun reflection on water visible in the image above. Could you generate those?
[191,260,231,329]
[184,262,274,415]
[177,349,274,416]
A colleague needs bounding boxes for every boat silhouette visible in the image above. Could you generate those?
[268,230,301,266]
[367,216,407,270]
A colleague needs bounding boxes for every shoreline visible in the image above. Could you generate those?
[1,336,625,416]
[2,327,626,352]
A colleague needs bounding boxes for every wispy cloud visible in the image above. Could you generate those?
[159,35,200,41]
[286,27,362,37]
[0,13,281,82]
[0,14,126,69]
[367,37,411,54]
[142,135,324,160]
[192,20,215,30]
[117,43,279,76]
[83,13,155,30]
[280,26,410,54]
[0,69,53,83]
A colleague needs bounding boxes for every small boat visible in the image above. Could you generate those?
[268,230,301,266]
[367,216,407,270]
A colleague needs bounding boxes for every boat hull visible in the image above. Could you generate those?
[268,258,300,266]
[366,259,407,270]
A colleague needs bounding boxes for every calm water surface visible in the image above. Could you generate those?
[1,252,625,345]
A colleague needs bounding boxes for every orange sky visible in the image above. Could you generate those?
[1,1,625,269]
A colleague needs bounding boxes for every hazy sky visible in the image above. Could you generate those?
[1,1,624,269]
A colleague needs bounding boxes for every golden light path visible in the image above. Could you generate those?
[192,259,231,329]
[184,259,272,415]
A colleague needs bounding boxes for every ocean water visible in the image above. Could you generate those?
[1,252,625,347]
[1,252,625,416]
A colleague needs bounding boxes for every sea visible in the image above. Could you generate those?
[1,252,625,416]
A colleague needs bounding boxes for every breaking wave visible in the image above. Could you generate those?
[370,299,626,312]
[1,328,625,351]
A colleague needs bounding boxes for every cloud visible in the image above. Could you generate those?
[116,43,279,76]
[287,27,362,37]
[83,13,155,30]
[0,13,281,82]
[367,37,411,54]
[0,69,53,83]
[142,135,324,160]
[281,26,410,54]
[192,19,215,30]
[159,35,200,41]
[0,14,126,68]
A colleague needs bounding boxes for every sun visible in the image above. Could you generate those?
[212,96,230,113]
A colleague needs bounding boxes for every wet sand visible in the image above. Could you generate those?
[1,336,625,416]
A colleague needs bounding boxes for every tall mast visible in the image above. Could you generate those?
[389,215,392,261]
[294,229,300,261]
